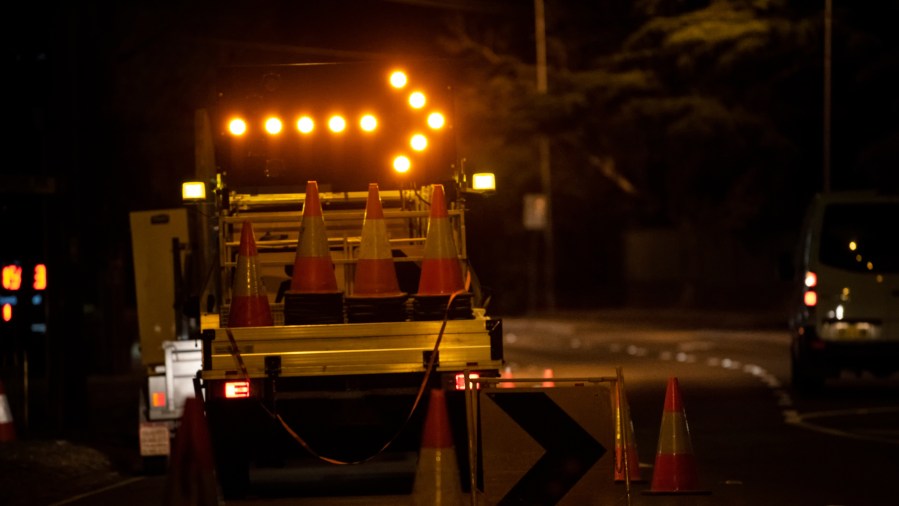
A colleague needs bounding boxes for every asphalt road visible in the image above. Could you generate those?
[4,308,898,505]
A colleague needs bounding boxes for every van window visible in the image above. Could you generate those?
[819,203,899,273]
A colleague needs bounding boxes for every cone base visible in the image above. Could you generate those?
[646,452,707,494]
[346,295,409,323]
[228,296,274,327]
[284,292,345,325]
[412,293,473,321]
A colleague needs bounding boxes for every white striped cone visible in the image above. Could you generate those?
[291,181,340,293]
[229,221,273,327]
[417,184,464,296]
[0,380,15,442]
[352,183,404,297]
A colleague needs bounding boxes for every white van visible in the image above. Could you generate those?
[789,191,899,391]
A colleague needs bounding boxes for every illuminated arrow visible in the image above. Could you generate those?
[487,391,605,505]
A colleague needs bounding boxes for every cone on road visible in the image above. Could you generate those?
[165,397,218,506]
[542,368,555,388]
[413,184,472,321]
[291,180,339,294]
[228,221,274,327]
[499,365,514,388]
[0,380,15,442]
[347,183,407,322]
[413,389,465,506]
[285,181,344,324]
[645,377,709,495]
[614,380,643,483]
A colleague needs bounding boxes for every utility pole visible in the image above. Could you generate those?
[823,0,832,193]
[534,0,555,310]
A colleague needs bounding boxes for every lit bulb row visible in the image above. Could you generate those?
[227,110,445,137]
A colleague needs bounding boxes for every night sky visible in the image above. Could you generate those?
[2,2,898,423]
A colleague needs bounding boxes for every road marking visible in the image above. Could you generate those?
[604,339,899,445]
[784,407,899,446]
[49,476,146,506]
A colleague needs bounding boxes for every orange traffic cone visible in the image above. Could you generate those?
[417,184,464,296]
[291,180,339,293]
[614,380,643,483]
[413,389,465,506]
[542,368,555,388]
[413,184,471,321]
[347,183,407,323]
[285,181,344,324]
[352,183,404,297]
[499,365,514,388]
[0,380,15,442]
[228,221,274,327]
[645,377,709,495]
[164,397,218,506]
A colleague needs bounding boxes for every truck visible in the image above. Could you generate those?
[133,61,503,496]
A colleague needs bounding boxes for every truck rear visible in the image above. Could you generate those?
[183,62,502,496]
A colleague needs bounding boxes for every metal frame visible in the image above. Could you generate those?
[461,367,634,506]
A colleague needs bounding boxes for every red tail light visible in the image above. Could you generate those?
[225,381,250,398]
[804,290,817,307]
[151,392,166,408]
[455,372,480,390]
[804,271,817,288]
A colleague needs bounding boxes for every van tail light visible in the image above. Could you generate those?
[804,290,817,307]
[225,381,250,398]
[804,271,817,288]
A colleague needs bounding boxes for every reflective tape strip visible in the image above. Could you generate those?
[655,411,694,455]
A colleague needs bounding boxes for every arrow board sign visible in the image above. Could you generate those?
[480,386,617,505]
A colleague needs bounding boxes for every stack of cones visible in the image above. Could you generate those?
[413,184,472,321]
[645,377,708,495]
[614,380,642,483]
[346,183,408,323]
[285,181,344,324]
[412,389,465,506]
[0,380,15,442]
[228,221,274,327]
[164,397,218,506]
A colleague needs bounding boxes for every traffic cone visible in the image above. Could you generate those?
[285,181,344,324]
[347,183,407,323]
[614,380,643,483]
[413,184,471,321]
[645,377,709,495]
[417,184,464,296]
[291,180,339,293]
[413,389,465,506]
[499,365,514,388]
[352,183,404,297]
[228,221,274,327]
[0,380,15,442]
[164,397,218,506]
[542,368,555,388]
